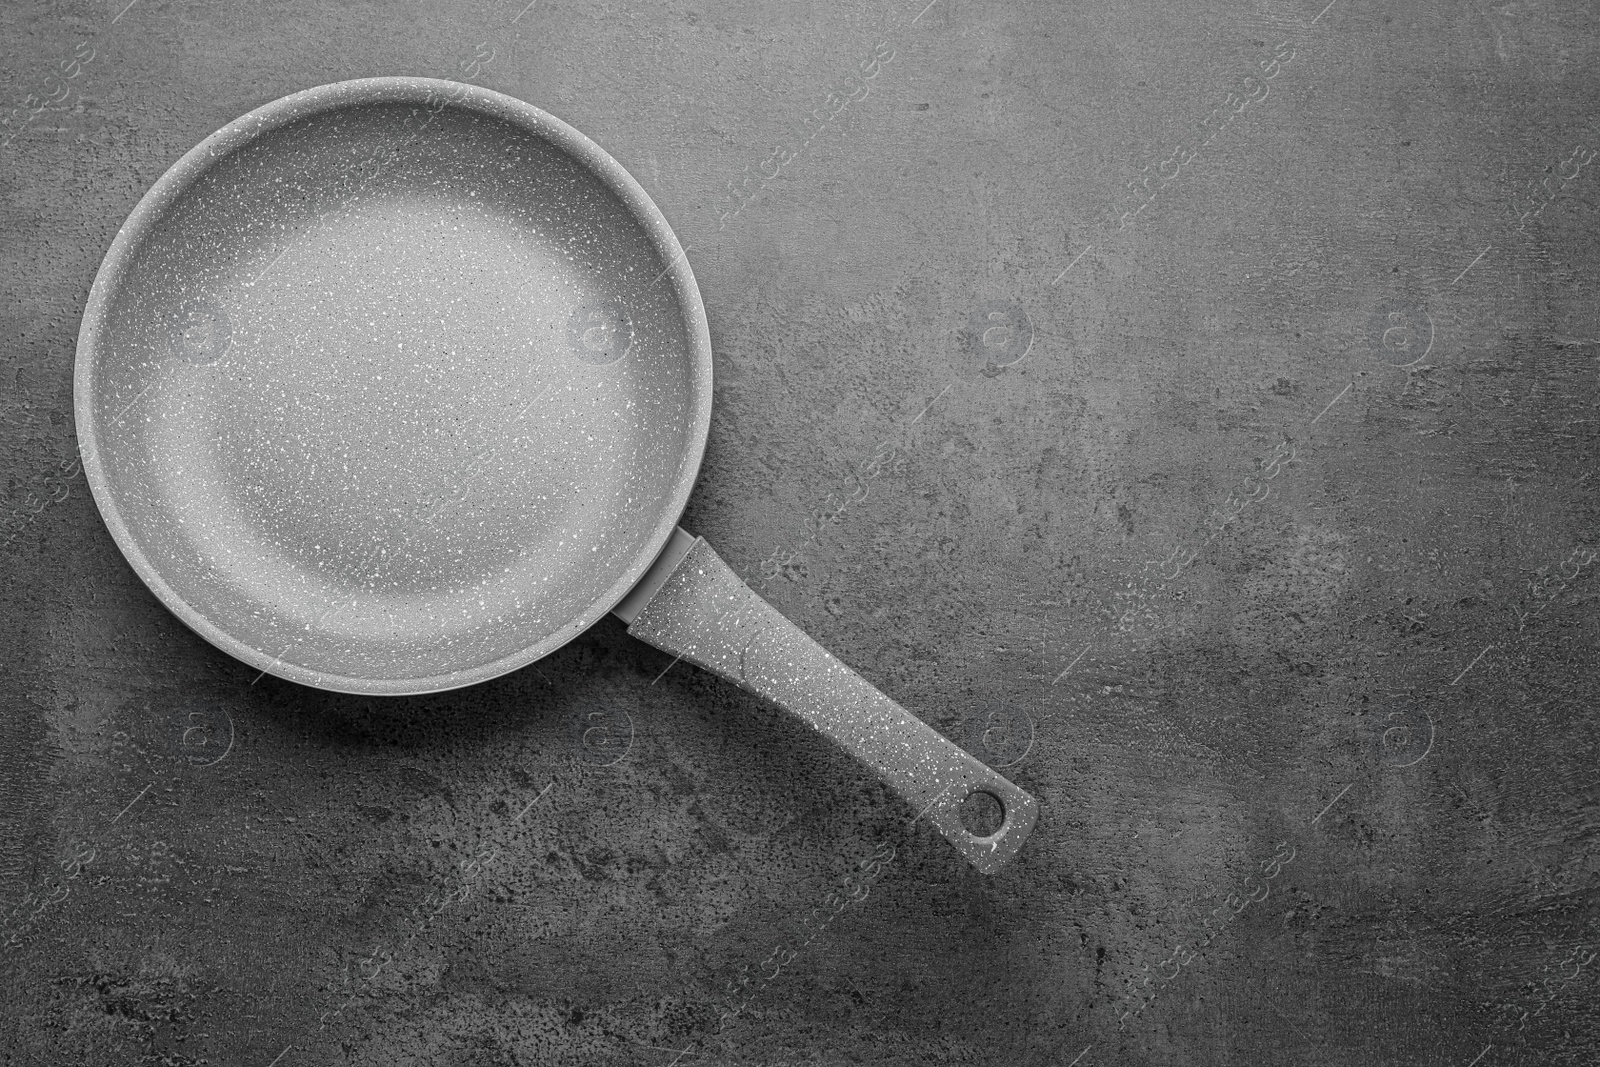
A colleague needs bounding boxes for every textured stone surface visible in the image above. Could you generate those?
[2,0,1598,1065]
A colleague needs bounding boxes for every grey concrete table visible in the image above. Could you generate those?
[2,0,1597,1064]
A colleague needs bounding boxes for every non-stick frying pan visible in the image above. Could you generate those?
[73,77,1037,873]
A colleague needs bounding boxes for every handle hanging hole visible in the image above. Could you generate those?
[957,789,1005,837]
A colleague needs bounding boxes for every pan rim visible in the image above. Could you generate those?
[72,76,714,697]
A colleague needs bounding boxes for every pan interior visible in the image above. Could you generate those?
[79,94,703,691]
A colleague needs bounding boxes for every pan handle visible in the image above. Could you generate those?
[613,528,1038,874]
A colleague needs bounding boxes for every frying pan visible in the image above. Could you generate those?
[73,77,1038,873]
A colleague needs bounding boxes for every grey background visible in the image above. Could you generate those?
[2,0,1598,1065]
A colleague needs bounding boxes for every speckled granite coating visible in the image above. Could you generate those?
[74,77,712,694]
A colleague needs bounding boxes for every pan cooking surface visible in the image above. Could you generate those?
[75,80,711,694]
